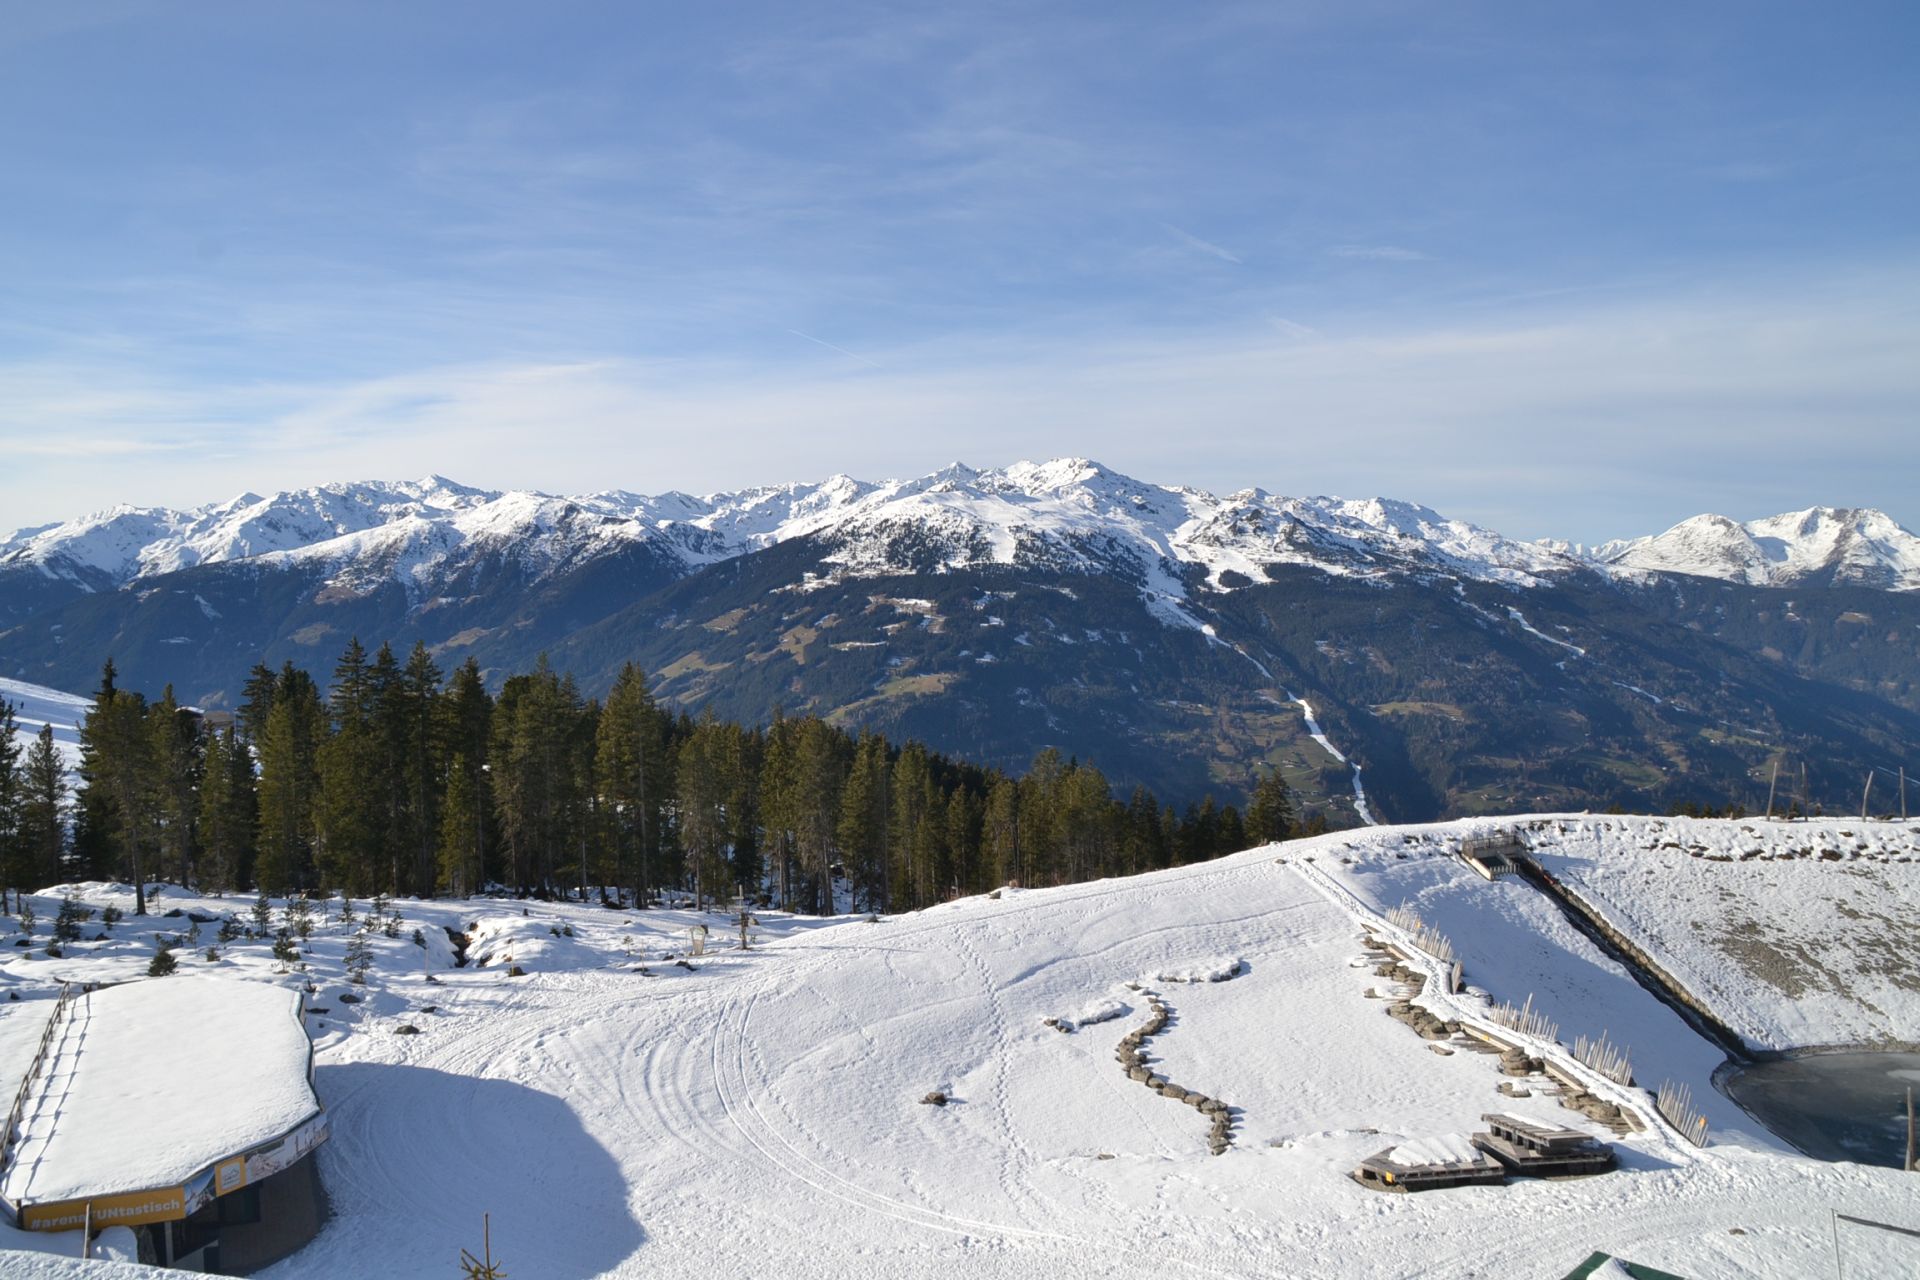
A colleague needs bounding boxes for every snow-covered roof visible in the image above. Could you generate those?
[1,977,320,1209]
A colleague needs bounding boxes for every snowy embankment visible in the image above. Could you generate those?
[0,677,88,788]
[1520,815,1920,1052]
[1,816,1917,1278]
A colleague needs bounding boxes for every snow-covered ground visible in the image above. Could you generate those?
[0,676,87,788]
[1520,815,1920,1051]
[1,816,1917,1278]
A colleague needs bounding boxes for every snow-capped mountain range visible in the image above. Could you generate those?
[6,459,1915,609]
[6,461,1918,825]
[1585,507,1920,591]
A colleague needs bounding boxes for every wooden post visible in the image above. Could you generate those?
[1861,770,1875,821]
[82,1203,91,1259]
[1765,760,1779,821]
[1907,1086,1915,1173]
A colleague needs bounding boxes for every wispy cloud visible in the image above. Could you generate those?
[783,328,882,368]
[7,264,1915,543]
[1161,223,1243,264]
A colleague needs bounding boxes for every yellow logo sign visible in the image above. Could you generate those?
[20,1186,188,1231]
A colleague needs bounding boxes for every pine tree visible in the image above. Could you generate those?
[149,686,204,888]
[676,714,730,910]
[944,785,981,899]
[1246,770,1296,844]
[491,657,584,894]
[397,643,444,897]
[758,711,801,911]
[596,663,662,908]
[789,717,846,914]
[238,662,279,744]
[981,775,1020,887]
[890,741,933,909]
[54,894,85,943]
[255,664,324,892]
[837,734,890,911]
[438,755,483,896]
[17,725,67,888]
[148,938,177,976]
[198,724,256,893]
[0,699,22,892]
[344,930,374,984]
[74,661,158,913]
[440,658,494,893]
[317,640,385,893]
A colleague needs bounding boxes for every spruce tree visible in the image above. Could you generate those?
[0,700,21,890]
[237,662,279,744]
[197,724,256,893]
[149,686,203,888]
[54,894,85,943]
[18,725,67,888]
[397,643,444,896]
[344,930,374,984]
[74,661,157,912]
[1246,770,1296,844]
[255,664,324,892]
[440,658,494,892]
[439,756,483,896]
[790,717,846,914]
[676,715,729,910]
[837,734,890,911]
[317,639,385,893]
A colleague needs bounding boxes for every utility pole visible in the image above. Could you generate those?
[1862,770,1876,821]
[1902,766,1909,822]
[1765,760,1779,821]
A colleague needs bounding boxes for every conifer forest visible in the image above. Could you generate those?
[0,642,1301,915]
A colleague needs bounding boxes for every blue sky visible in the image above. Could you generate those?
[1,1,1915,540]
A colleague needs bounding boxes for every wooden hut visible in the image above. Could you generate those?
[1351,1134,1506,1193]
[1472,1112,1615,1178]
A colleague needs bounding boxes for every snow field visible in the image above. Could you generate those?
[1,813,1917,1277]
[0,676,88,789]
[1521,815,1920,1051]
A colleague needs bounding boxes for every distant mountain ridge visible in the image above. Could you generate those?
[4,460,1917,824]
[6,461,1915,612]
[1585,507,1920,591]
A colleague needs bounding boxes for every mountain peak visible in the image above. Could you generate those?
[1595,506,1920,589]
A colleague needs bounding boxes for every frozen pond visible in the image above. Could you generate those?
[1718,1051,1920,1167]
